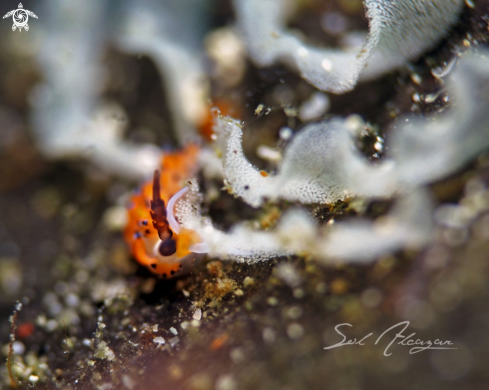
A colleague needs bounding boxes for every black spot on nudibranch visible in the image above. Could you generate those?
[141,220,148,226]
[134,232,141,239]
[162,273,167,278]
[171,270,175,275]
[145,229,151,235]
[244,185,250,190]
[151,264,157,269]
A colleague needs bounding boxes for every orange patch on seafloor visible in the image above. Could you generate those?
[210,333,229,350]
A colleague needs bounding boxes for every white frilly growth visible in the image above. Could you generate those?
[167,187,189,234]
[176,180,301,261]
[342,51,489,197]
[233,0,463,93]
[177,181,433,263]
[317,190,433,262]
[31,0,162,179]
[213,116,353,207]
[31,0,209,179]
[115,0,210,144]
[214,51,489,207]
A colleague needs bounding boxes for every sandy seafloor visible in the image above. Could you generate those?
[1,1,489,389]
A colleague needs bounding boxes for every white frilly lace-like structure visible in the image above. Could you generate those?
[176,51,489,262]
[213,52,489,208]
[234,0,464,93]
[31,0,209,179]
[29,0,464,178]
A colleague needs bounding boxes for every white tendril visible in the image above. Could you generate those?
[189,242,210,254]
[166,187,189,234]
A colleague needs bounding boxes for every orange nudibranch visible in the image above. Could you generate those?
[123,145,208,277]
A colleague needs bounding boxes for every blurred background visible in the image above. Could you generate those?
[0,0,489,389]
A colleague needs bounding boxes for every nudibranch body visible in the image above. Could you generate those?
[124,145,206,277]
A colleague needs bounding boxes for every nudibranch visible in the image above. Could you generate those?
[124,145,208,277]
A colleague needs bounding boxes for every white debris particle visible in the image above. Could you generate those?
[267,297,278,306]
[361,287,384,308]
[410,73,422,85]
[256,145,282,163]
[36,314,47,327]
[216,374,237,390]
[262,327,276,344]
[46,319,58,332]
[432,56,458,79]
[254,104,265,115]
[169,336,180,347]
[91,280,134,306]
[122,374,136,390]
[233,289,244,296]
[94,341,115,361]
[65,293,80,307]
[181,321,189,330]
[205,27,246,87]
[299,92,330,121]
[0,259,22,296]
[283,106,299,117]
[293,288,305,299]
[191,319,201,328]
[274,263,302,288]
[12,341,25,355]
[152,324,159,333]
[43,292,62,316]
[230,348,245,364]
[153,336,166,346]
[193,308,202,320]
[170,327,178,335]
[279,126,293,141]
[412,92,421,103]
[28,375,39,383]
[286,306,303,320]
[243,277,255,287]
[287,323,304,340]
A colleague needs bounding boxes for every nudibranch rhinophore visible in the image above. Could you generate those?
[124,145,208,277]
